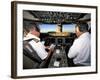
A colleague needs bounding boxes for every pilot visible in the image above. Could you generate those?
[68,22,91,66]
[23,22,54,60]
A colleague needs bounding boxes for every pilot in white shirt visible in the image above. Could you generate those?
[68,22,91,66]
[24,33,48,60]
[24,23,53,60]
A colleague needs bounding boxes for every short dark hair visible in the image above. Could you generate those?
[24,22,40,33]
[76,22,89,32]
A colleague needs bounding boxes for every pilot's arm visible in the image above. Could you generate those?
[68,39,80,59]
[29,40,53,60]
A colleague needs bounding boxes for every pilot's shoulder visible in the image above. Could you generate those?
[32,38,39,43]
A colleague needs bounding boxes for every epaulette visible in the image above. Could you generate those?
[26,38,39,43]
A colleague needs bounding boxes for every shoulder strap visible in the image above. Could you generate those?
[23,40,42,63]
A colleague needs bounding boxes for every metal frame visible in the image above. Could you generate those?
[11,1,98,78]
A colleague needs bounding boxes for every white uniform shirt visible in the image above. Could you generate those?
[68,32,91,66]
[24,33,48,60]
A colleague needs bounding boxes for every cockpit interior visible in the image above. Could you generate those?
[23,10,91,69]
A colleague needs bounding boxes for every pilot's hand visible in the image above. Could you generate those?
[45,46,50,52]
[45,46,54,53]
[49,44,55,51]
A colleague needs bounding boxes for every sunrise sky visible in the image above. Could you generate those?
[39,23,76,33]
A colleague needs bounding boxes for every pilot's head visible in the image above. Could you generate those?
[25,22,40,37]
[75,22,89,37]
